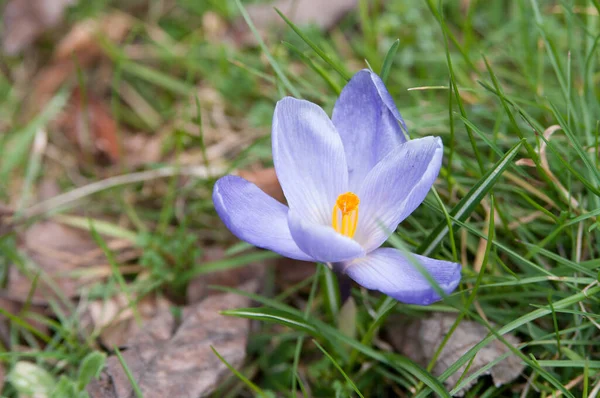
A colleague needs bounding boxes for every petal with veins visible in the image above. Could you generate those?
[213,175,313,261]
[344,248,461,305]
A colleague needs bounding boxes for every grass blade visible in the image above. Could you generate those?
[114,347,143,398]
[313,339,365,398]
[380,39,400,83]
[417,140,523,256]
[235,0,301,97]
[223,305,450,397]
[275,8,351,81]
[418,285,600,397]
[211,346,265,396]
[282,41,342,95]
[431,0,484,173]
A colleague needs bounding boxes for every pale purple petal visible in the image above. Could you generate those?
[354,136,443,251]
[332,69,408,190]
[343,248,461,305]
[288,210,365,263]
[273,97,348,225]
[213,175,313,261]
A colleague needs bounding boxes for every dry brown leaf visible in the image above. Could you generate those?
[58,87,120,163]
[387,313,524,395]
[26,60,77,116]
[122,134,164,168]
[81,294,173,349]
[53,12,131,61]
[233,0,358,45]
[6,220,132,305]
[2,0,75,55]
[239,167,285,203]
[26,12,132,115]
[87,282,258,398]
[8,221,101,304]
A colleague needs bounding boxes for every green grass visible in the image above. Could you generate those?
[1,0,599,396]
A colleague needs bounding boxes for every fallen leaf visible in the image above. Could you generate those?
[58,87,120,163]
[6,220,133,305]
[238,167,285,203]
[8,221,100,304]
[2,183,135,336]
[233,0,358,45]
[26,12,132,115]
[25,60,76,117]
[2,0,76,55]
[53,12,132,61]
[386,313,524,395]
[82,293,173,349]
[121,133,164,168]
[87,281,258,398]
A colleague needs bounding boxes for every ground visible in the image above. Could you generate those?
[0,0,599,397]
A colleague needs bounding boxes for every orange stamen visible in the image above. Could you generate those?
[331,192,360,238]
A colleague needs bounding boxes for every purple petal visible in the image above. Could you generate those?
[343,248,461,305]
[354,136,443,251]
[213,175,313,261]
[288,210,365,263]
[273,97,348,224]
[332,69,407,190]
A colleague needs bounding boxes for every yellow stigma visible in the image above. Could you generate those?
[331,192,360,238]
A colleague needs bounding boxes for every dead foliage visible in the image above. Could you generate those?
[121,133,164,168]
[0,2,326,396]
[57,87,120,163]
[0,218,137,341]
[387,313,524,395]
[232,0,358,45]
[2,0,75,55]
[80,294,173,349]
[26,12,132,115]
[87,282,258,398]
[6,221,136,305]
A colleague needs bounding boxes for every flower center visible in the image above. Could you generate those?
[331,192,360,238]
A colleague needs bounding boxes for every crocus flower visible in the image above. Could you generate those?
[213,69,461,305]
